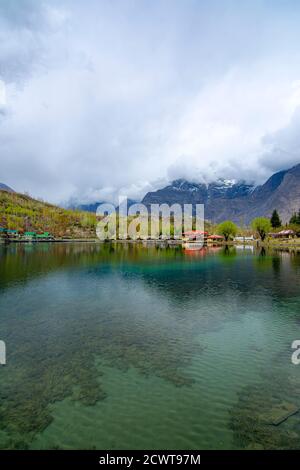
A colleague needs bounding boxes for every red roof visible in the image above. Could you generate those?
[207,234,224,240]
[184,230,208,235]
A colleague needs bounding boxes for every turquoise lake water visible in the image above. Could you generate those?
[0,242,300,449]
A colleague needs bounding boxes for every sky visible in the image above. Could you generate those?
[1,0,300,204]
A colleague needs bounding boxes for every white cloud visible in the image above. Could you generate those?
[163,65,300,184]
[1,0,300,203]
[0,79,6,108]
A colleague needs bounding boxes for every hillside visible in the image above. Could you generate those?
[0,190,96,238]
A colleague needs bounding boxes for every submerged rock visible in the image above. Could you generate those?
[260,402,299,426]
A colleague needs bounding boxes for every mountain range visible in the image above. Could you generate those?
[0,183,14,193]
[69,198,138,213]
[2,163,300,224]
[142,163,300,224]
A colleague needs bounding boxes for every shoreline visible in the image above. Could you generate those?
[0,238,100,244]
[1,238,300,250]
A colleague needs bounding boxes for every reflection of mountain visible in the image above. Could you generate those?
[1,243,299,302]
[1,244,299,449]
[115,246,299,302]
[142,164,300,223]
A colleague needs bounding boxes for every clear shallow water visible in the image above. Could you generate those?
[0,242,300,449]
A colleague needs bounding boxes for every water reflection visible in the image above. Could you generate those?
[0,243,300,449]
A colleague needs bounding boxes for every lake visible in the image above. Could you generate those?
[0,242,300,449]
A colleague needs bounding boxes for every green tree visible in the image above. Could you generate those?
[270,209,281,228]
[251,217,271,241]
[290,209,300,225]
[217,220,238,241]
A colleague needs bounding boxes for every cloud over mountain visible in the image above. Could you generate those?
[1,0,300,204]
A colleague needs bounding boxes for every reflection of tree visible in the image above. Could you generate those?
[260,247,266,257]
[1,242,300,449]
[1,242,299,301]
[290,251,300,271]
[272,256,281,275]
[254,247,273,271]
[219,245,237,260]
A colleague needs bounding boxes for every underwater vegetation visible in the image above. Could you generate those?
[0,298,204,449]
[0,245,209,448]
[230,345,300,450]
[0,243,300,449]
